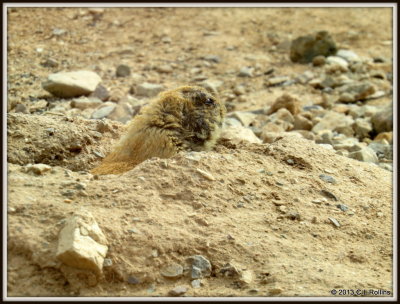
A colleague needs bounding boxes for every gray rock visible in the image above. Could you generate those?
[348,147,379,163]
[336,204,349,211]
[106,102,134,124]
[238,67,254,77]
[160,263,184,279]
[169,286,187,296]
[320,189,338,201]
[14,104,28,114]
[127,276,140,284]
[191,266,203,279]
[368,142,392,160]
[91,103,117,119]
[371,106,393,133]
[347,104,379,119]
[52,28,67,36]
[103,258,113,267]
[187,255,211,278]
[89,84,110,101]
[290,31,337,63]
[136,82,164,97]
[42,70,102,98]
[319,174,336,184]
[116,64,131,77]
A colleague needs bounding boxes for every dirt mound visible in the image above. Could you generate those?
[7,114,392,296]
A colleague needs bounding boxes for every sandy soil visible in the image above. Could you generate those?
[6,6,394,299]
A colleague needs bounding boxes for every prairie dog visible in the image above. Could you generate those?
[91,85,226,175]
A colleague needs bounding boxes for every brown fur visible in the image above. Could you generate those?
[91,85,226,175]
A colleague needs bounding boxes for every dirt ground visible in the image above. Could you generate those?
[5,6,394,299]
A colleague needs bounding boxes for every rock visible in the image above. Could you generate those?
[224,117,242,127]
[56,210,108,275]
[91,102,117,119]
[52,28,67,36]
[196,168,216,181]
[272,108,295,129]
[320,189,339,201]
[70,97,103,110]
[233,85,246,96]
[14,103,28,114]
[40,58,59,68]
[127,276,140,284]
[89,84,110,101]
[203,55,221,63]
[312,112,354,134]
[238,67,254,77]
[267,93,301,115]
[352,118,372,139]
[347,105,379,119]
[239,270,254,286]
[116,64,131,77]
[290,31,337,63]
[374,132,392,144]
[371,106,393,133]
[328,217,341,228]
[220,125,262,144]
[228,111,257,127]
[348,147,379,163]
[24,163,52,175]
[337,82,376,103]
[191,279,201,288]
[268,288,283,295]
[103,258,113,267]
[261,131,302,144]
[293,114,313,131]
[260,123,285,140]
[187,255,211,278]
[160,263,184,279]
[156,64,173,73]
[266,76,290,86]
[312,55,326,66]
[169,286,187,296]
[336,204,349,211]
[336,49,360,62]
[368,142,392,160]
[319,174,336,184]
[291,130,316,141]
[136,82,164,97]
[106,102,134,124]
[326,56,349,69]
[199,79,223,96]
[191,266,203,279]
[42,70,102,98]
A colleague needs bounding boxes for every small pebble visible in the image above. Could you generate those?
[116,64,131,77]
[336,204,349,211]
[319,174,336,184]
[161,263,184,279]
[328,217,341,228]
[196,168,215,181]
[127,276,140,284]
[103,258,113,267]
[191,279,201,288]
[320,190,339,201]
[169,286,187,296]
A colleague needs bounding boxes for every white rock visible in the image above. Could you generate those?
[336,49,361,62]
[312,112,354,134]
[220,125,262,144]
[326,56,349,69]
[56,210,108,274]
[42,71,102,98]
[136,82,164,97]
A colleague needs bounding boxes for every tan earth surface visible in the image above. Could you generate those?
[6,6,394,298]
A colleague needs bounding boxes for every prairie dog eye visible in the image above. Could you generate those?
[205,97,215,105]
